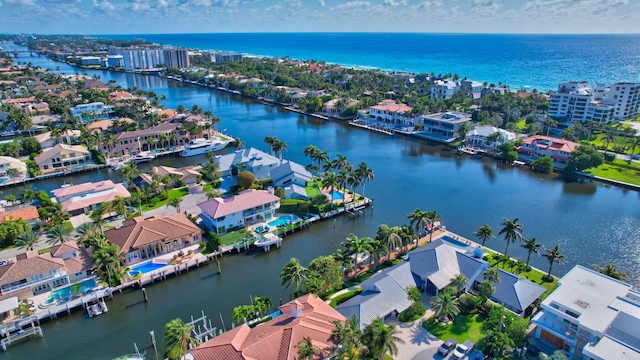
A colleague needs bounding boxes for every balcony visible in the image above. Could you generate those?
[1,270,68,295]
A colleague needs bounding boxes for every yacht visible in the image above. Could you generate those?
[131,152,155,164]
[180,137,231,157]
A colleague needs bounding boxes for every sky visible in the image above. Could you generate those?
[1,0,639,34]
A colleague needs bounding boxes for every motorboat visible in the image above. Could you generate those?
[87,303,102,318]
[254,233,282,248]
[131,152,155,164]
[180,137,231,157]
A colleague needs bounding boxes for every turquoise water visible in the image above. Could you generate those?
[50,278,97,300]
[106,33,640,91]
[440,235,471,249]
[268,215,297,227]
[330,191,344,201]
[129,261,167,276]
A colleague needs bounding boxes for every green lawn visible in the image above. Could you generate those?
[422,314,485,343]
[484,249,558,300]
[588,163,640,186]
[142,187,189,211]
[219,229,253,247]
[305,181,322,198]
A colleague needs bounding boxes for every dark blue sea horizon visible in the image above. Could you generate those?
[104,32,640,91]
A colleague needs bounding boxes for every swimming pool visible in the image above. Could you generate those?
[129,261,168,277]
[329,190,344,200]
[268,215,299,227]
[50,278,97,300]
[440,235,471,249]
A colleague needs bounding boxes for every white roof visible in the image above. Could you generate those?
[215,147,280,173]
[583,335,640,360]
[0,296,18,313]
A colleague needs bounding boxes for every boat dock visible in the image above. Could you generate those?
[1,324,43,352]
[348,120,394,135]
[0,164,107,189]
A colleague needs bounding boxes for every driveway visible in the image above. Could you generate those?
[144,183,210,218]
[387,308,444,360]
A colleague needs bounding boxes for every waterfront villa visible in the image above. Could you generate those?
[430,80,460,100]
[190,294,346,360]
[104,213,203,265]
[517,135,579,164]
[465,125,517,151]
[0,206,40,227]
[215,148,280,181]
[532,265,640,360]
[198,189,280,235]
[321,98,360,117]
[33,143,92,173]
[49,242,93,283]
[51,180,131,216]
[106,120,200,157]
[367,99,417,127]
[418,112,472,143]
[70,102,116,123]
[0,252,68,299]
[0,156,27,178]
[476,268,545,317]
[151,165,202,186]
[34,129,82,149]
[337,262,415,329]
[270,160,312,199]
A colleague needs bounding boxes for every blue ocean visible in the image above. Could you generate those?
[105,33,640,91]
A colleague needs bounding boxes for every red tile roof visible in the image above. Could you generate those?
[0,206,39,224]
[191,294,345,360]
[519,135,579,153]
[0,253,65,287]
[197,190,280,219]
[370,99,412,114]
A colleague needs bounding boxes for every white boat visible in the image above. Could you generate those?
[87,303,103,318]
[99,300,108,313]
[180,137,231,157]
[254,233,282,248]
[131,152,155,164]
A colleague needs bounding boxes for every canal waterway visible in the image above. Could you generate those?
[3,45,640,359]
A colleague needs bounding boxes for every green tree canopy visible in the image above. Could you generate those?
[564,145,604,172]
[531,156,554,173]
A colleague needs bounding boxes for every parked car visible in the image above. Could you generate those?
[437,338,458,356]
[451,340,475,360]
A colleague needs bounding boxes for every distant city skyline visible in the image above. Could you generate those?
[1,0,639,35]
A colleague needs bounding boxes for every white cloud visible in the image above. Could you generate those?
[93,0,116,11]
[383,0,407,5]
[5,0,36,5]
[331,0,371,11]
[319,0,325,5]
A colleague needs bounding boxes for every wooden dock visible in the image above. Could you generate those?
[348,121,394,135]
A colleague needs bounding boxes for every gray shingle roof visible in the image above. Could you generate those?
[483,269,546,314]
[270,160,312,187]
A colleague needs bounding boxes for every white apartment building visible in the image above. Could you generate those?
[532,265,640,360]
[107,55,124,68]
[605,82,640,120]
[164,48,190,69]
[118,48,165,71]
[367,99,416,126]
[70,102,116,123]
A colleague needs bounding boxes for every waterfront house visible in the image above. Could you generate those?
[215,147,280,181]
[81,79,110,91]
[49,241,93,283]
[532,265,640,360]
[107,120,200,157]
[34,129,82,149]
[70,102,116,123]
[270,160,312,199]
[190,294,346,360]
[430,80,460,100]
[0,156,27,178]
[86,119,115,133]
[465,125,517,151]
[418,111,472,142]
[51,180,131,216]
[0,252,69,298]
[0,206,40,227]
[409,239,488,295]
[104,213,203,265]
[337,262,415,329]
[198,189,280,235]
[368,99,417,127]
[475,268,545,317]
[321,98,360,117]
[34,143,92,173]
[152,165,202,185]
[460,80,485,100]
[517,135,579,165]
[31,114,62,127]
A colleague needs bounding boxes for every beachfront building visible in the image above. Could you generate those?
[337,261,415,329]
[0,156,27,178]
[367,99,417,127]
[270,160,312,199]
[605,82,640,120]
[34,129,82,149]
[0,206,40,227]
[198,189,280,235]
[70,102,116,123]
[106,55,124,68]
[0,252,69,298]
[163,48,190,69]
[460,80,485,100]
[51,180,131,216]
[190,294,345,360]
[548,82,617,124]
[418,111,472,142]
[104,213,203,265]
[80,56,101,66]
[465,125,517,151]
[430,80,460,100]
[517,135,579,165]
[33,143,92,173]
[215,147,280,181]
[532,265,640,360]
[213,52,244,63]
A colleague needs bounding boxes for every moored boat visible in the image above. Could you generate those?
[131,152,155,164]
[180,137,231,157]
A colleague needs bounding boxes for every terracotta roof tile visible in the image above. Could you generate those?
[0,253,65,287]
[198,190,280,219]
[0,206,39,223]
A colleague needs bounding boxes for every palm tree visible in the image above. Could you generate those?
[543,244,566,278]
[399,225,417,254]
[16,231,40,251]
[450,274,468,294]
[272,140,287,161]
[112,196,127,218]
[521,237,543,268]
[168,197,181,213]
[355,162,374,199]
[476,280,495,304]
[330,315,362,356]
[375,224,402,258]
[46,224,73,246]
[484,267,501,283]
[602,132,616,154]
[253,296,273,315]
[163,318,199,360]
[303,145,318,163]
[430,292,460,323]
[407,208,429,239]
[279,258,307,292]
[341,234,373,279]
[322,171,338,198]
[593,263,627,281]
[498,217,523,257]
[333,154,351,171]
[264,136,278,155]
[361,318,404,360]
[20,189,36,203]
[426,210,442,243]
[474,224,494,247]
[296,336,320,360]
